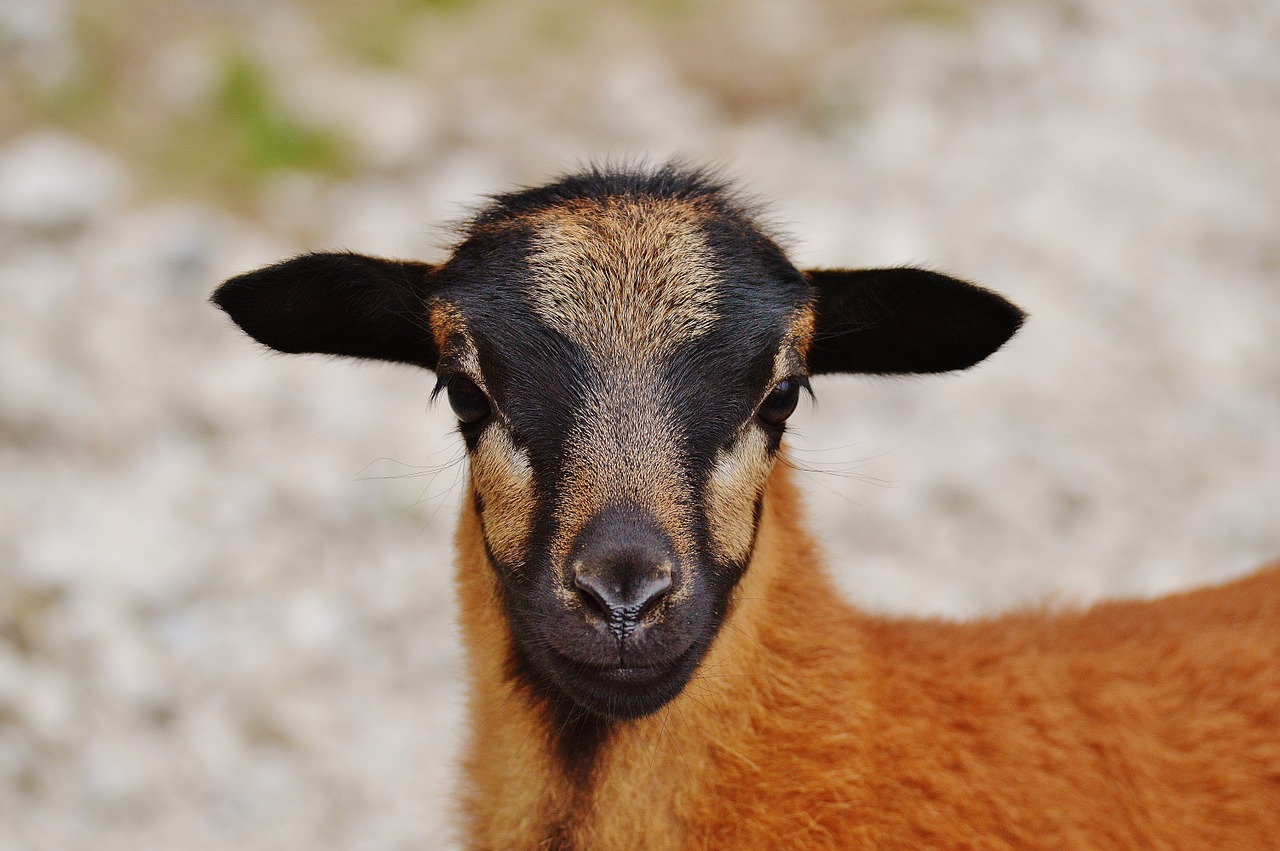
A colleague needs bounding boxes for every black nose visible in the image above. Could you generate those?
[571,508,676,638]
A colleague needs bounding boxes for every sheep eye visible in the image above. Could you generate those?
[757,377,802,427]
[447,375,491,426]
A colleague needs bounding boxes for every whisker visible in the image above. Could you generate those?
[779,443,897,487]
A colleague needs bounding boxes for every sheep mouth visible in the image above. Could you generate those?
[544,645,702,720]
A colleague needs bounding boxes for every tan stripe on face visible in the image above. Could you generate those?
[709,307,813,565]
[772,305,814,385]
[788,303,816,361]
[430,300,530,566]
[472,426,536,570]
[704,426,772,565]
[550,371,698,601]
[429,301,487,393]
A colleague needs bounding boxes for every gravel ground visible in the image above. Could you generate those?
[2,1,1278,849]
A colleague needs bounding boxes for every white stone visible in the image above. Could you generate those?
[0,132,128,232]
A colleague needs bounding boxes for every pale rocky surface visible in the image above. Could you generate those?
[1,1,1278,849]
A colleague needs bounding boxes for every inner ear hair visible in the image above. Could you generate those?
[212,251,442,369]
[804,267,1025,375]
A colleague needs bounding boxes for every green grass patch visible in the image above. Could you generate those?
[214,52,350,175]
[160,50,351,201]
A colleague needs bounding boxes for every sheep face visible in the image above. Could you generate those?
[429,191,814,721]
[212,166,1024,724]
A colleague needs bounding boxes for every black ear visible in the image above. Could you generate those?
[212,252,441,369]
[805,267,1025,375]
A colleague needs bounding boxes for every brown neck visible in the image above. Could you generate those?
[451,461,862,849]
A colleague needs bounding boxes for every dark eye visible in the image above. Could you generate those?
[446,375,491,426]
[757,377,802,427]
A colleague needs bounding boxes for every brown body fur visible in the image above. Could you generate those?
[457,461,1280,850]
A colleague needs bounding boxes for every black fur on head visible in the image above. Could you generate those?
[213,164,1024,727]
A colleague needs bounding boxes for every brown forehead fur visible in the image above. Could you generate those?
[523,196,722,360]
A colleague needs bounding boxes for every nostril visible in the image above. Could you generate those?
[573,563,673,627]
[574,572,613,620]
[632,571,672,617]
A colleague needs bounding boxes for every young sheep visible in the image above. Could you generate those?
[214,166,1280,850]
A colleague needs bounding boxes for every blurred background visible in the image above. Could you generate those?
[1,0,1277,848]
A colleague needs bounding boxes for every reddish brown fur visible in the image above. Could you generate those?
[455,461,1280,849]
